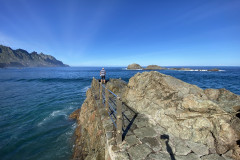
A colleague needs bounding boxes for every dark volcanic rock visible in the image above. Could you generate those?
[0,45,68,67]
[127,63,142,70]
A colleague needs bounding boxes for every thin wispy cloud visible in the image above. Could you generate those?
[0,0,239,66]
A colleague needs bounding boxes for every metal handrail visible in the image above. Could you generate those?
[108,111,117,128]
[93,78,137,144]
[108,102,117,114]
[101,84,118,97]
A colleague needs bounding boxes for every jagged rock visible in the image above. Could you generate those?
[204,88,240,113]
[0,44,68,67]
[72,89,105,160]
[71,73,240,160]
[69,108,80,119]
[127,63,142,70]
[144,65,166,70]
[106,78,127,97]
[123,71,240,159]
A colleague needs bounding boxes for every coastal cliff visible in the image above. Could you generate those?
[71,88,106,160]
[71,72,240,160]
[0,45,68,67]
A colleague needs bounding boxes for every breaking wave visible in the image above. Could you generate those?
[80,85,91,92]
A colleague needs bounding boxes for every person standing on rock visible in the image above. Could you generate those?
[100,68,106,84]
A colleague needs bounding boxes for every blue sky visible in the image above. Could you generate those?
[0,0,239,66]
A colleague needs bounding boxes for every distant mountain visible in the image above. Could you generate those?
[0,45,69,68]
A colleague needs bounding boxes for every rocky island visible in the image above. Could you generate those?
[127,63,143,70]
[0,45,68,68]
[126,63,220,72]
[144,65,166,70]
[70,71,240,160]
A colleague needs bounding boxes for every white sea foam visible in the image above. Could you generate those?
[50,110,68,117]
[71,123,77,129]
[80,85,91,92]
[178,69,226,72]
[180,69,208,72]
[37,107,72,126]
[64,123,77,136]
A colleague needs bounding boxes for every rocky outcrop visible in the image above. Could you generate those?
[0,45,68,67]
[69,109,81,120]
[144,65,166,70]
[73,89,106,160]
[127,63,142,70]
[168,67,192,71]
[71,72,240,159]
[106,78,127,97]
[208,68,220,72]
[204,88,240,113]
[123,71,240,159]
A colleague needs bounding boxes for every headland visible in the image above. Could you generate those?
[70,71,240,160]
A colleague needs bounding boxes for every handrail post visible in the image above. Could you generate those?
[116,96,122,144]
[100,82,103,106]
[105,87,109,111]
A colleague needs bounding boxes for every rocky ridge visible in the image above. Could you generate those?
[0,45,68,67]
[71,72,240,160]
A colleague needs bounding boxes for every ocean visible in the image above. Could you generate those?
[0,66,239,160]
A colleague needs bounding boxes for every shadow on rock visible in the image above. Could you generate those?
[160,134,176,160]
[122,102,138,140]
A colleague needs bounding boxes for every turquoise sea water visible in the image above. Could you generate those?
[0,66,240,160]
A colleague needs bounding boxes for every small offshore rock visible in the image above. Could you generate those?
[127,63,143,70]
[69,108,80,119]
[144,65,166,70]
[207,68,219,71]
